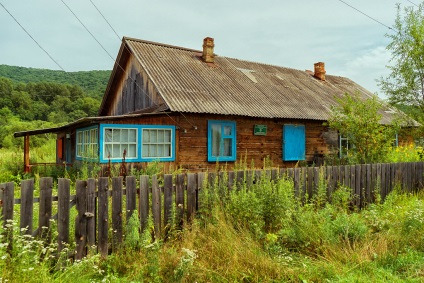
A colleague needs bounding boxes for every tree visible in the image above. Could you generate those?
[327,93,401,164]
[379,3,424,110]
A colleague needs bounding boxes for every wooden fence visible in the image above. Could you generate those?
[1,161,423,258]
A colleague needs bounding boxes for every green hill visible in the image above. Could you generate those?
[0,64,111,98]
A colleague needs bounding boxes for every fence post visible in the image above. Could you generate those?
[75,180,88,260]
[1,182,14,252]
[152,175,161,238]
[139,175,150,233]
[163,174,173,229]
[126,176,137,221]
[175,174,185,228]
[57,178,70,253]
[98,177,109,258]
[187,173,197,222]
[86,178,96,252]
[38,177,53,242]
[20,179,34,235]
[112,177,123,251]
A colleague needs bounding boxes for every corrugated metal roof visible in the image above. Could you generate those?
[124,37,397,122]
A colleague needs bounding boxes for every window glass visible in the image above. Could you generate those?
[141,128,172,158]
[208,121,236,162]
[76,127,99,159]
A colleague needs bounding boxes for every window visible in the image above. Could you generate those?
[99,124,175,163]
[283,124,305,161]
[339,135,351,158]
[142,128,172,158]
[103,127,137,160]
[208,121,236,162]
[76,127,98,159]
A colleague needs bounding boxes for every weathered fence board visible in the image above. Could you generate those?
[1,161,424,260]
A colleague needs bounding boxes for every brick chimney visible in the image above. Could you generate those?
[314,62,326,81]
[202,37,215,63]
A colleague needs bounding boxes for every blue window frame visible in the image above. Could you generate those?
[76,126,99,160]
[99,124,175,163]
[208,120,236,162]
[283,124,306,161]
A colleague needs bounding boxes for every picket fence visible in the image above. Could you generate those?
[0,161,423,258]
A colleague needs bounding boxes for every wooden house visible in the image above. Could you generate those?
[15,37,406,173]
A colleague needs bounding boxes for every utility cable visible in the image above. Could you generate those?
[88,0,197,129]
[406,0,419,7]
[0,2,66,71]
[336,0,397,31]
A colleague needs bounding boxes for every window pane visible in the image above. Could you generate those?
[142,144,148,157]
[143,130,149,143]
[224,125,232,136]
[113,144,121,158]
[150,130,157,143]
[121,129,128,142]
[112,129,120,142]
[211,124,221,156]
[164,130,171,142]
[105,144,112,159]
[105,129,112,142]
[149,145,157,157]
[223,138,232,156]
[157,144,164,156]
[129,129,136,142]
[157,130,164,143]
[164,144,171,157]
[128,144,136,158]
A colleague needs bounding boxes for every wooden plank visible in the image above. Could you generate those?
[86,178,96,250]
[350,165,356,206]
[57,178,70,253]
[126,176,137,221]
[152,175,161,239]
[365,164,371,204]
[175,174,185,228]
[418,162,424,190]
[187,173,197,222]
[112,177,123,250]
[75,180,88,260]
[293,167,300,198]
[1,182,14,252]
[313,167,320,197]
[197,172,206,211]
[343,165,350,188]
[227,171,235,191]
[376,163,382,201]
[38,177,53,241]
[355,165,361,209]
[381,164,387,200]
[301,167,307,202]
[139,175,150,233]
[271,168,278,183]
[307,167,314,199]
[20,179,34,235]
[326,166,332,198]
[236,170,244,190]
[163,174,173,227]
[371,164,377,202]
[97,177,109,257]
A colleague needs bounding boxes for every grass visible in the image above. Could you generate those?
[1,144,424,282]
[1,175,423,282]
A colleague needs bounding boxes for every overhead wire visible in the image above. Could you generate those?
[0,2,66,71]
[87,0,198,129]
[336,0,397,32]
[406,0,419,7]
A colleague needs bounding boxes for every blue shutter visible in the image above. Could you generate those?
[283,124,306,161]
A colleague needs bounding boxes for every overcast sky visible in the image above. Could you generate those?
[0,0,418,97]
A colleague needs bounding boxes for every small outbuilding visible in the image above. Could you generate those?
[15,37,406,172]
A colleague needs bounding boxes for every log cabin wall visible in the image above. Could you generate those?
[102,113,330,172]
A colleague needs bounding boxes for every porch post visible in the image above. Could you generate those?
[24,134,30,173]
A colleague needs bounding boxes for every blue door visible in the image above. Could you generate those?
[283,124,306,161]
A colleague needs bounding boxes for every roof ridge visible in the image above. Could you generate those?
[123,36,203,54]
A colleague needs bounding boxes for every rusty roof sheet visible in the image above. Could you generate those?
[124,37,398,122]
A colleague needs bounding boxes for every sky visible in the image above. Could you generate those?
[0,0,419,97]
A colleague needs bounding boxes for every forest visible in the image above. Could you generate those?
[0,64,110,148]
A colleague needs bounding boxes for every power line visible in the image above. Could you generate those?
[87,0,198,129]
[60,0,116,63]
[406,0,419,7]
[0,2,66,71]
[336,0,397,31]
[89,0,121,41]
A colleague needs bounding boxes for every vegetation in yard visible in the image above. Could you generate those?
[1,167,423,282]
